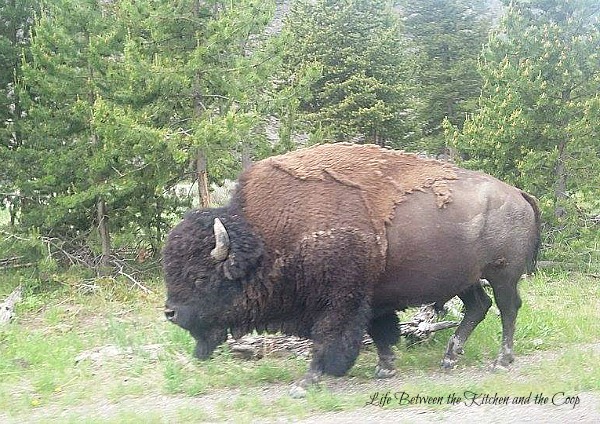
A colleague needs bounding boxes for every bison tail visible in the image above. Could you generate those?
[520,190,541,274]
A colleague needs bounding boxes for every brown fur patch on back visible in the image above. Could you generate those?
[432,180,453,208]
[240,143,457,260]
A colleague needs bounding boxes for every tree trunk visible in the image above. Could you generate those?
[372,129,384,147]
[154,195,162,254]
[9,201,16,226]
[8,0,25,226]
[97,198,111,269]
[242,144,253,170]
[554,138,568,218]
[554,89,571,219]
[190,2,211,209]
[196,150,211,208]
[446,97,454,122]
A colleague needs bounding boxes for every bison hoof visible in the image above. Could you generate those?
[491,363,509,373]
[491,351,514,371]
[289,370,321,399]
[491,358,513,372]
[289,384,308,399]
[441,358,457,370]
[375,365,396,379]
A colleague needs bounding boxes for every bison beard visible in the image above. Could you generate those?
[162,143,541,398]
[194,328,228,360]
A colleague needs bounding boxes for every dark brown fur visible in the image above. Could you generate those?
[163,143,541,392]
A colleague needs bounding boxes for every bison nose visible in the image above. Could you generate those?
[164,309,176,322]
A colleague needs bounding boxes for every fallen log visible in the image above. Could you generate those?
[227,303,460,359]
[537,261,578,270]
[400,303,460,346]
[0,262,36,270]
[0,256,36,270]
[0,285,23,325]
[227,334,313,360]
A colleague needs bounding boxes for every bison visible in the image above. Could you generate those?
[163,143,540,396]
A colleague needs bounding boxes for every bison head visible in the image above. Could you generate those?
[163,208,263,359]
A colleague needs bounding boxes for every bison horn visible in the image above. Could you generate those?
[210,218,230,261]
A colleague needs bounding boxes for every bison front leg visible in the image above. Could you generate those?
[288,229,379,398]
[289,299,371,398]
[442,283,492,369]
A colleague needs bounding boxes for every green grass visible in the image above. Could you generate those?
[0,270,598,422]
[0,208,9,226]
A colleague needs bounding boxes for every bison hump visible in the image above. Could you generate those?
[240,143,457,258]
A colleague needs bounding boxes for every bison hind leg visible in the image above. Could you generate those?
[487,272,523,370]
[368,311,399,378]
[442,283,492,369]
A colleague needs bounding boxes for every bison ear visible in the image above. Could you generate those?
[222,244,262,282]
[210,218,230,262]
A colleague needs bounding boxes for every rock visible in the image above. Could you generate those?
[0,285,23,325]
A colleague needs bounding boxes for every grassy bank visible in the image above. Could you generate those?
[0,270,598,422]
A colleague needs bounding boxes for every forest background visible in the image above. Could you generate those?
[0,0,598,280]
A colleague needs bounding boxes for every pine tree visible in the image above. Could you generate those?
[11,0,277,264]
[18,0,178,260]
[400,0,492,154]
[281,0,414,146]
[129,0,276,206]
[0,0,38,225]
[16,0,122,263]
[449,0,599,264]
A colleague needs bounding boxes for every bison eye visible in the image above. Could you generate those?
[165,309,176,322]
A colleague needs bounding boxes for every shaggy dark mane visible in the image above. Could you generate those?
[163,206,265,326]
